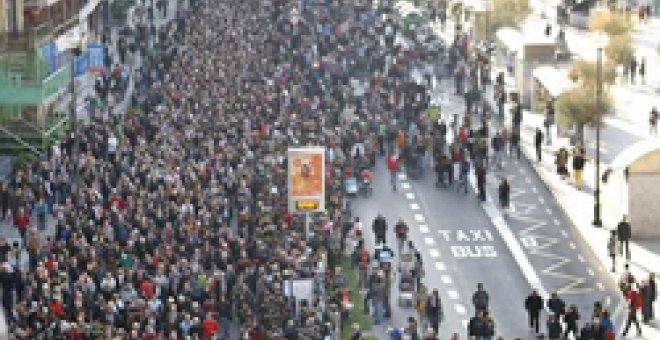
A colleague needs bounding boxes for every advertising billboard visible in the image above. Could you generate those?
[288,147,325,213]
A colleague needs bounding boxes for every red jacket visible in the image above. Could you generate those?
[202,318,219,339]
[14,213,30,230]
[626,289,643,310]
[386,156,399,172]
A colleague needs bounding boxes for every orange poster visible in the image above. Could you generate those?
[289,151,324,197]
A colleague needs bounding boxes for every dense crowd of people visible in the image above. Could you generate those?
[0,0,658,339]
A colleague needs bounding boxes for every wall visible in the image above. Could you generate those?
[0,0,5,33]
[628,173,660,239]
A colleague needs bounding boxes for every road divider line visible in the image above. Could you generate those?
[410,203,420,210]
[424,237,435,245]
[435,262,446,271]
[448,290,460,299]
[441,275,453,284]
[419,225,430,234]
[429,249,440,258]
[414,214,425,222]
[405,192,415,200]
[455,304,467,315]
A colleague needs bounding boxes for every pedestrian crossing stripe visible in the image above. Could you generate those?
[429,249,440,258]
[434,262,446,271]
[441,275,453,284]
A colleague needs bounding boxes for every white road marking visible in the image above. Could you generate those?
[578,255,585,263]
[434,262,446,271]
[605,296,611,306]
[532,187,538,194]
[570,242,576,249]
[424,237,435,245]
[538,196,544,204]
[398,173,407,180]
[525,177,532,184]
[405,192,415,200]
[587,268,595,276]
[410,203,420,210]
[414,214,425,222]
[545,207,553,215]
[597,282,605,291]
[429,249,440,258]
[455,304,467,314]
[510,204,516,213]
[441,275,453,284]
[401,182,411,190]
[560,230,568,237]
[419,225,429,234]
[448,290,460,299]
[553,219,561,226]
[462,320,469,328]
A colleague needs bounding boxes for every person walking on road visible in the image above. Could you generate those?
[387,153,399,191]
[622,283,643,337]
[525,289,544,334]
[472,283,489,315]
[498,177,510,211]
[534,128,543,162]
[630,57,638,84]
[617,214,631,261]
[547,291,566,322]
[641,278,654,323]
[546,314,562,340]
[395,218,409,251]
[564,304,580,338]
[373,214,388,246]
[426,288,443,336]
[648,273,657,322]
[476,165,486,202]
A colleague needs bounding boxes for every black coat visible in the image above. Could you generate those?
[525,294,544,314]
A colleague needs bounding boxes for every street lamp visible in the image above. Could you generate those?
[593,33,607,228]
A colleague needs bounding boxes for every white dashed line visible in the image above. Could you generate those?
[560,230,568,237]
[419,225,429,234]
[597,282,605,291]
[405,192,415,200]
[569,242,576,249]
[455,304,467,314]
[578,255,585,263]
[424,237,435,245]
[538,196,544,204]
[401,182,411,190]
[429,249,440,258]
[410,203,420,210]
[532,187,538,194]
[441,275,453,284]
[587,268,595,276]
[398,173,407,180]
[434,262,446,271]
[605,296,612,306]
[553,219,561,226]
[414,214,425,222]
[525,177,532,184]
[545,207,553,215]
[462,320,469,328]
[448,290,460,299]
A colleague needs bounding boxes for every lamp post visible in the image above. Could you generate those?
[593,46,603,227]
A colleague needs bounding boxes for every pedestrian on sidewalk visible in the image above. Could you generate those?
[572,147,585,189]
[544,101,554,145]
[534,128,543,162]
[630,57,638,84]
[641,278,654,323]
[525,289,544,334]
[640,57,646,85]
[649,106,658,136]
[608,230,617,272]
[0,183,9,220]
[649,273,657,321]
[555,147,569,179]
[617,215,632,261]
[547,292,566,322]
[476,165,486,202]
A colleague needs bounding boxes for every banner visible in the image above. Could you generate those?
[288,147,325,213]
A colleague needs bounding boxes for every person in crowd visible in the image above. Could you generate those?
[525,289,544,334]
